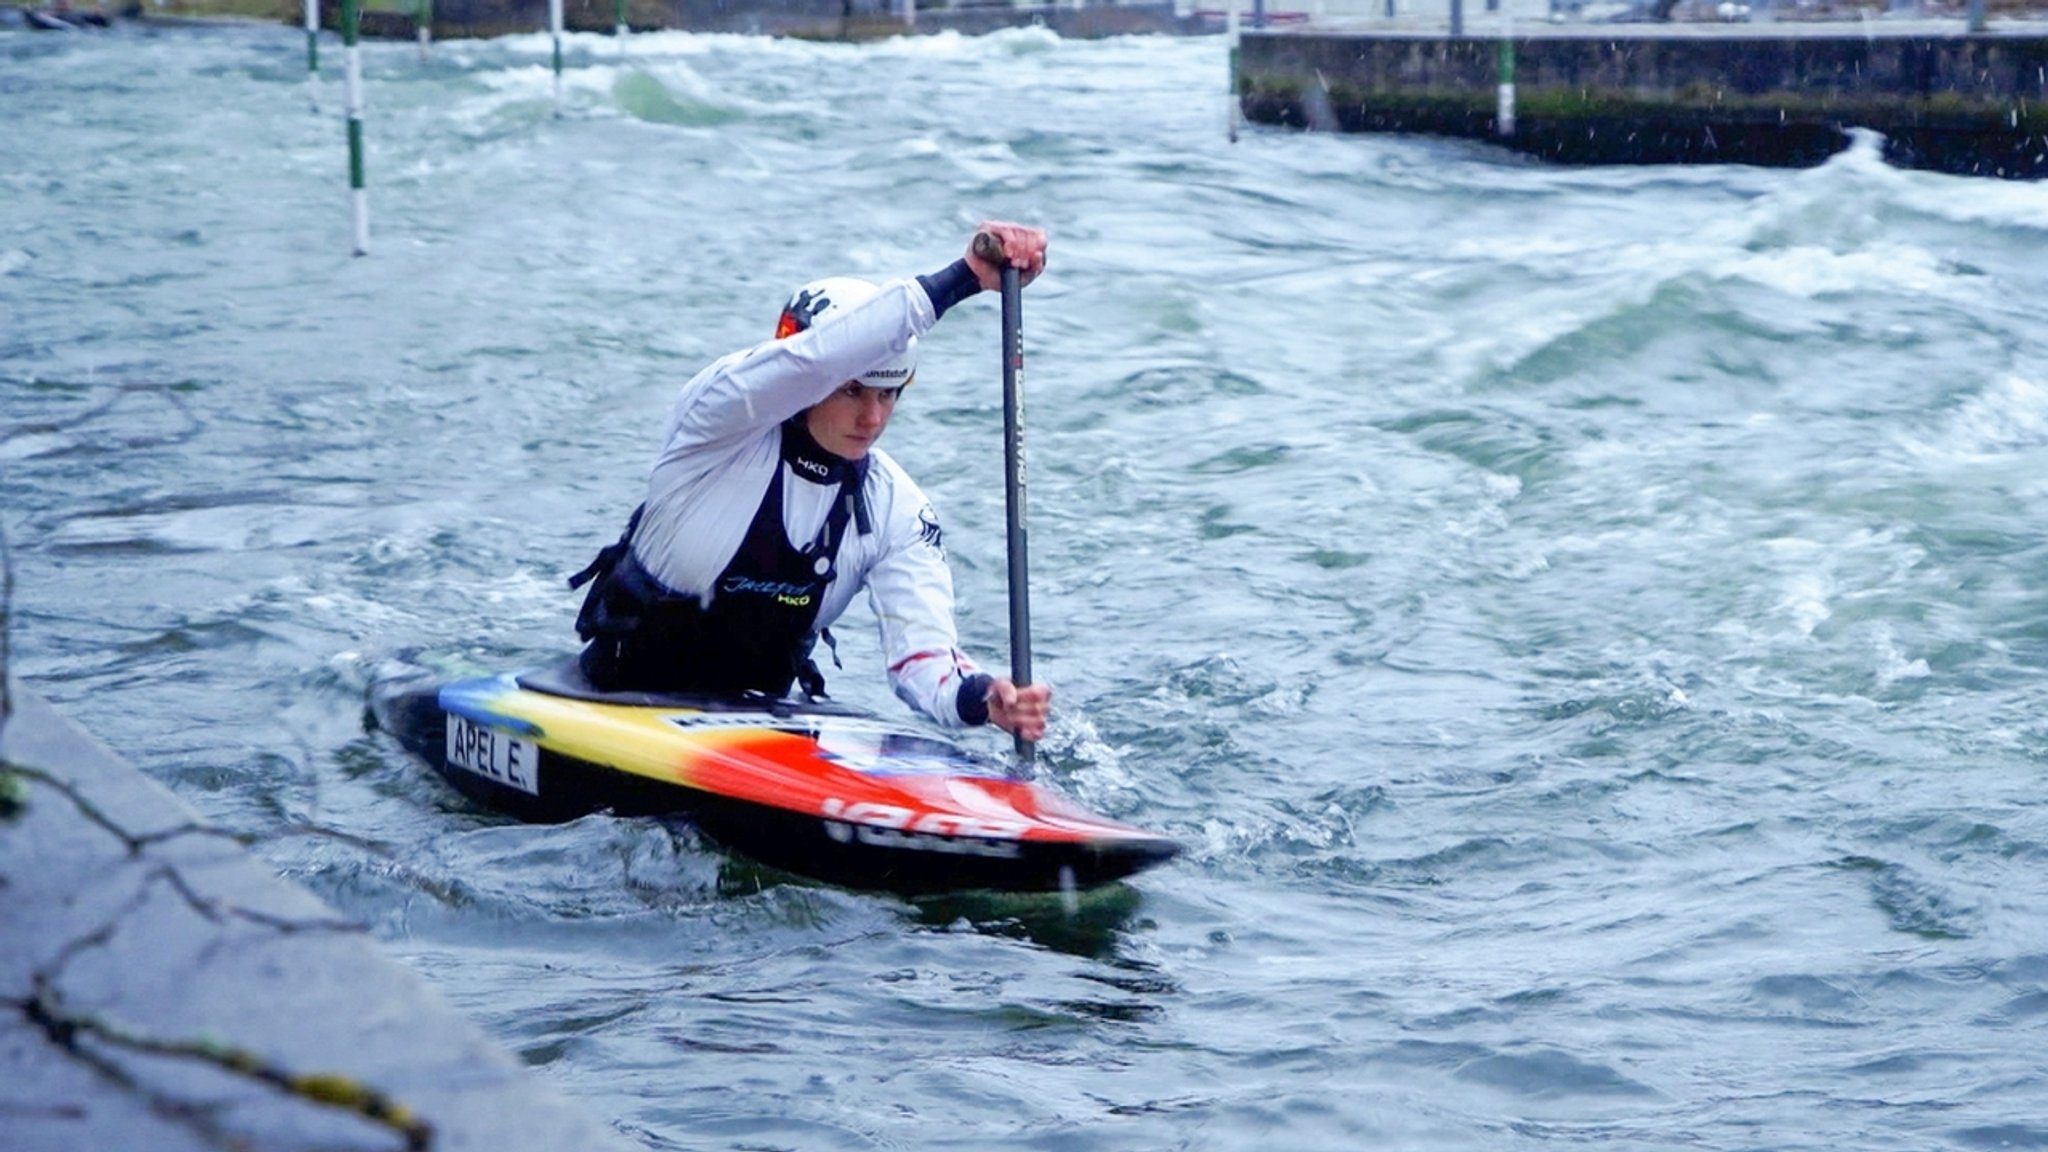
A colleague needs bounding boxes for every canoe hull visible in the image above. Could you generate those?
[376,663,1178,895]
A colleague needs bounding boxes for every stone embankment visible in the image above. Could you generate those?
[1236,19,2048,178]
[1,685,641,1152]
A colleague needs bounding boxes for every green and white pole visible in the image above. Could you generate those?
[1226,0,1240,144]
[304,0,319,109]
[1496,9,1515,137]
[615,0,627,38]
[417,0,432,61]
[342,0,369,256]
[550,0,565,114]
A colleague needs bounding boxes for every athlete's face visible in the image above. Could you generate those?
[805,381,901,460]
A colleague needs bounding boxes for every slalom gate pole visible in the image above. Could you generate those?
[343,0,368,256]
[417,0,432,61]
[304,0,319,109]
[1226,0,1240,143]
[550,0,565,114]
[616,0,628,38]
[1497,10,1515,137]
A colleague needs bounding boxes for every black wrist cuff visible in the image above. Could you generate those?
[956,672,995,727]
[917,259,981,321]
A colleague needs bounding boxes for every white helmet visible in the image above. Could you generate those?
[775,276,918,389]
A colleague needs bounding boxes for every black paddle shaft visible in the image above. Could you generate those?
[975,231,1034,763]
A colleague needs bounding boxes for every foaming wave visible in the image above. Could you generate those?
[1684,132,1978,300]
[1453,171,1986,400]
[1734,126,2048,245]
[1825,125,1899,176]
[436,51,746,128]
[1718,241,1949,299]
[1723,528,1946,665]
[1735,127,1902,249]
[478,25,1055,69]
[1766,551,1835,639]
[1711,158,1971,300]
[609,67,743,126]
[866,25,1062,59]
[1041,710,1142,810]
[1186,786,1392,884]
[440,63,586,127]
[1904,175,2048,232]
[1868,624,1935,689]
[1429,193,1892,386]
[1901,374,2048,466]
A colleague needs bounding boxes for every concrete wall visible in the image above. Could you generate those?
[1237,29,2048,177]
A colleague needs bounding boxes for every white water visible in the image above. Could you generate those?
[6,21,2048,1152]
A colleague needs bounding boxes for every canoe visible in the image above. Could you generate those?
[377,658,1179,895]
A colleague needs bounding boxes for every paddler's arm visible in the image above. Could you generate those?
[860,480,1048,737]
[655,226,1040,450]
[867,497,987,731]
[913,220,1046,318]
[662,279,936,448]
[661,222,1042,449]
[869,571,1053,741]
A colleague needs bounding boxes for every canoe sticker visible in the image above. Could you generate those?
[445,714,540,796]
[818,796,1025,858]
[661,713,1007,778]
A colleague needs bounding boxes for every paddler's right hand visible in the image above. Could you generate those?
[966,222,1048,292]
[986,677,1052,743]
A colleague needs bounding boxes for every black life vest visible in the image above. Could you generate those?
[571,421,869,698]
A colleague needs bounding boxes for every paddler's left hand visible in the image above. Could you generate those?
[965,221,1048,291]
[986,678,1052,742]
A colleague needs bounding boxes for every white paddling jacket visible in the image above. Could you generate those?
[623,267,996,728]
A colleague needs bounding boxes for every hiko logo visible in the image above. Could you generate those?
[819,798,1024,858]
[790,455,833,480]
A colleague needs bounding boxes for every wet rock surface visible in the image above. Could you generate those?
[0,688,639,1152]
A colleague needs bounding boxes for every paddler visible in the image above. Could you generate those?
[567,222,1053,743]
